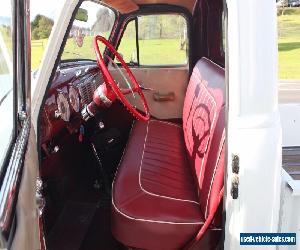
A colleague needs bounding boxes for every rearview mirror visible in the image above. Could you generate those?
[75,8,88,22]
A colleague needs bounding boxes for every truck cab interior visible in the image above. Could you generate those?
[38,0,226,249]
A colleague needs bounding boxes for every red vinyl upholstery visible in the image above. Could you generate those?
[111,58,225,250]
[182,58,225,219]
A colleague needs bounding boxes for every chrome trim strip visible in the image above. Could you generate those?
[0,118,30,242]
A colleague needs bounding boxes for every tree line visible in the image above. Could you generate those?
[31,15,54,40]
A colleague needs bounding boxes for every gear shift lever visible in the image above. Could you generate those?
[91,143,111,195]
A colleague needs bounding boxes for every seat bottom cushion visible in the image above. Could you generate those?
[112,120,204,250]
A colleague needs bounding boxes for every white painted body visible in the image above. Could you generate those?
[279,104,300,147]
[225,0,282,249]
[278,103,300,249]
[278,169,300,250]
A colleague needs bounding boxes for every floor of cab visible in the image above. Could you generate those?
[45,167,125,250]
[43,133,129,250]
[41,103,134,250]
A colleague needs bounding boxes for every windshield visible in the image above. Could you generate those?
[61,1,115,62]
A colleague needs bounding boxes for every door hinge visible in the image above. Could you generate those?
[231,154,240,199]
[232,154,240,174]
[231,174,239,199]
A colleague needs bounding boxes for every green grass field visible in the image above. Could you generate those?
[278,12,300,79]
[118,38,186,65]
[31,39,48,70]
[30,10,300,79]
[31,36,186,70]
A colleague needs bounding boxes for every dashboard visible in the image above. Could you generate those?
[40,61,102,144]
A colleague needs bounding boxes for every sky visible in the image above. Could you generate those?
[30,0,64,20]
[0,0,64,20]
[1,0,112,27]
[0,1,11,18]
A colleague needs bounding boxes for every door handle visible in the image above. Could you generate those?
[153,92,175,102]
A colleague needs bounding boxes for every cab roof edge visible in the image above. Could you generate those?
[102,0,139,14]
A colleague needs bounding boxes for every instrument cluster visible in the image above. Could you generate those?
[54,86,81,122]
[41,65,102,143]
[57,75,101,121]
[55,74,102,122]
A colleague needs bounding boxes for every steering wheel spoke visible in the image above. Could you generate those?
[120,88,131,95]
[93,35,150,121]
[121,87,139,95]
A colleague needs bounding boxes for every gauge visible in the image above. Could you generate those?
[56,92,70,122]
[69,86,80,112]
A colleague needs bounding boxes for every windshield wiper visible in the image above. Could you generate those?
[63,51,83,57]
[60,58,97,64]
[61,51,96,62]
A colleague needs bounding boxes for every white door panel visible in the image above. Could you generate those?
[111,67,189,119]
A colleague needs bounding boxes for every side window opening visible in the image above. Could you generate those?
[0,0,14,170]
[117,13,189,67]
[116,19,138,65]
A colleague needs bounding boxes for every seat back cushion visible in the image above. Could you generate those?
[182,58,225,219]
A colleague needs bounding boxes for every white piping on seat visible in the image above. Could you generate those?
[202,57,225,71]
[150,119,182,128]
[111,120,203,224]
[111,196,204,225]
[138,120,200,205]
[204,130,226,218]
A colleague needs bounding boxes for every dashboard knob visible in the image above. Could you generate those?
[54,110,61,119]
[53,146,60,153]
[98,121,105,129]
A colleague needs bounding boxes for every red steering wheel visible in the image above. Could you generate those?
[92,35,150,122]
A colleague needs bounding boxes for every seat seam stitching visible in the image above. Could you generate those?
[138,121,199,205]
[112,196,204,225]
